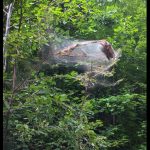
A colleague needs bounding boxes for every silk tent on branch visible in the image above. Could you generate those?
[41,38,122,89]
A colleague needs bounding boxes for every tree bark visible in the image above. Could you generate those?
[3,3,13,72]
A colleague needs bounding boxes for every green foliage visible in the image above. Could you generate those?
[3,0,146,149]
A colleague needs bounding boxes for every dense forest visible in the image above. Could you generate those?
[3,0,146,150]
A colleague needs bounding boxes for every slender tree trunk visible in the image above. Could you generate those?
[3,3,13,72]
[3,3,14,148]
[18,0,23,32]
[12,61,17,90]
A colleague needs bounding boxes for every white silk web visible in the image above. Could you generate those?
[42,37,122,89]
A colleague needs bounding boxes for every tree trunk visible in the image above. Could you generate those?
[3,3,13,72]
